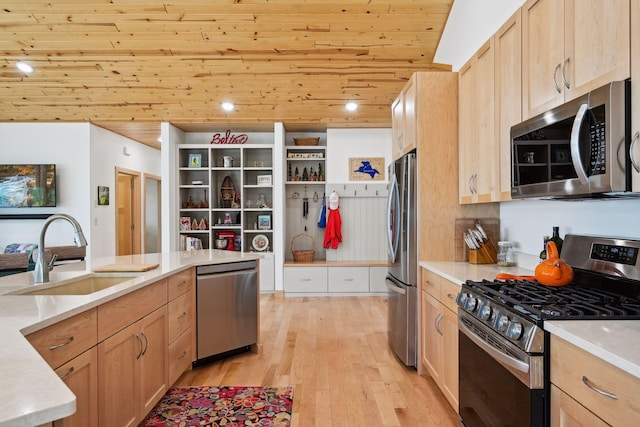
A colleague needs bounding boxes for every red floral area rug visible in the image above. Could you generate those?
[141,386,293,427]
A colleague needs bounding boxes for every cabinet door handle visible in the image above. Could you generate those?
[49,336,74,350]
[468,175,474,194]
[59,366,75,381]
[561,57,570,89]
[344,278,354,282]
[177,280,186,287]
[141,331,149,356]
[178,311,188,319]
[553,63,562,93]
[135,334,144,359]
[178,351,188,360]
[582,376,618,400]
[446,293,456,301]
[434,313,444,336]
[301,278,311,282]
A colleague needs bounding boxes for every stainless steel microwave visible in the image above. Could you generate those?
[510,80,632,199]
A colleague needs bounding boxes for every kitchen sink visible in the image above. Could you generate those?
[15,274,137,296]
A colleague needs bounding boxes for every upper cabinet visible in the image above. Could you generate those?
[391,75,417,160]
[522,0,630,119]
[459,39,497,204]
[494,10,522,202]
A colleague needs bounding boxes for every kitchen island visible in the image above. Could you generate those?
[0,249,260,427]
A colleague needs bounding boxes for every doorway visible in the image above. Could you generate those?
[143,174,162,253]
[115,168,141,256]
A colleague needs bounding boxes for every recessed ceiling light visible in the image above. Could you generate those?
[221,102,235,112]
[345,101,358,112]
[16,61,34,74]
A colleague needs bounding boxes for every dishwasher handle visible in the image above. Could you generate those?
[196,260,257,276]
[197,270,257,282]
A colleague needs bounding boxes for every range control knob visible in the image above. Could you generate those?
[478,304,492,321]
[496,314,509,332]
[464,296,478,312]
[456,292,467,307]
[506,322,524,340]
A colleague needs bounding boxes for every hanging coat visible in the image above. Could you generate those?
[323,192,342,249]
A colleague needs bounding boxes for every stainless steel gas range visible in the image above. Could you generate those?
[456,234,640,427]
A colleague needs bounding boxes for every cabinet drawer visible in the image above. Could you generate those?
[98,279,168,341]
[551,335,640,426]
[27,308,97,369]
[284,267,327,293]
[167,268,193,301]
[168,290,193,343]
[328,267,369,292]
[421,268,440,298]
[439,279,461,313]
[168,328,192,386]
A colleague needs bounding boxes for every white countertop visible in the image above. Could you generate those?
[0,249,260,427]
[420,261,640,380]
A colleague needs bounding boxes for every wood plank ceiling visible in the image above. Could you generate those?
[0,1,453,149]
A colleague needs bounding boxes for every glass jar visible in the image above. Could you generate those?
[497,241,515,267]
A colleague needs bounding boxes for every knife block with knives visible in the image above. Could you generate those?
[455,218,499,264]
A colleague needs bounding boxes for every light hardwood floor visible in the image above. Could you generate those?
[175,294,459,427]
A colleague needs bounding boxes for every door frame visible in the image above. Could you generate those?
[115,167,141,255]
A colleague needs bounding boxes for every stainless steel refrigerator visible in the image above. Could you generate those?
[386,151,417,367]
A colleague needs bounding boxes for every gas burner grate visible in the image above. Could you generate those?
[465,278,640,321]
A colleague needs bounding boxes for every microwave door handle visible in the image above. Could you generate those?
[570,103,590,185]
[630,131,640,173]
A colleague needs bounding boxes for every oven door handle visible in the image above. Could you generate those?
[459,320,530,374]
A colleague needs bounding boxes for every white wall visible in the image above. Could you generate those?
[0,123,92,252]
[436,0,640,266]
[326,128,392,183]
[89,125,161,258]
[434,0,525,71]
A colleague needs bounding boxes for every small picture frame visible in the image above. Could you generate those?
[554,149,569,163]
[98,186,110,206]
[188,153,202,168]
[257,214,271,230]
[179,217,191,231]
[257,175,272,186]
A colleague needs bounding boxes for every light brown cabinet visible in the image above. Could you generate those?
[522,0,630,119]
[167,268,195,385]
[98,306,168,427]
[550,335,640,426]
[420,268,459,412]
[391,75,417,160]
[53,348,99,427]
[494,9,522,201]
[96,278,169,427]
[459,39,497,204]
[27,309,99,427]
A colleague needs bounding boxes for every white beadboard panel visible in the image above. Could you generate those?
[325,191,388,262]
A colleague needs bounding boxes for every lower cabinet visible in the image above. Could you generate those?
[98,306,168,427]
[420,268,459,412]
[284,264,387,294]
[53,347,98,427]
[550,334,640,426]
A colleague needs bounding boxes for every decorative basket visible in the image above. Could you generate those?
[293,137,320,146]
[291,233,315,262]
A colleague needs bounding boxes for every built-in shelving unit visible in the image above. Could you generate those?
[284,132,327,263]
[177,132,274,254]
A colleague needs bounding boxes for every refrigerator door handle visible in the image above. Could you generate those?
[386,277,406,295]
[387,173,400,261]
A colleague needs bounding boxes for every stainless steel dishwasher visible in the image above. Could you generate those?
[195,260,258,363]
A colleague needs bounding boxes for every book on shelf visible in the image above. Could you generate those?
[180,235,203,251]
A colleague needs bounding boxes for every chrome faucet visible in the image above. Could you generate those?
[34,214,88,283]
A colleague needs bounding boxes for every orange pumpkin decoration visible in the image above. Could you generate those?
[534,241,574,287]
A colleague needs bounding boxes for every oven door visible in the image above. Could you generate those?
[458,314,547,427]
